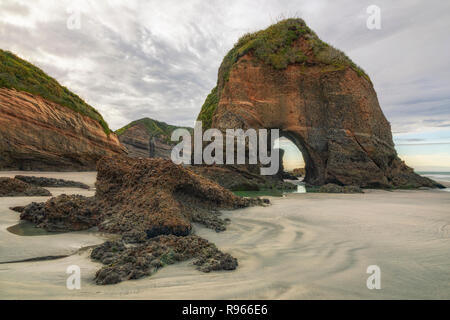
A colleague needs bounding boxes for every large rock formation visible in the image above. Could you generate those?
[116,117,192,159]
[0,50,125,170]
[18,156,262,284]
[94,156,255,237]
[197,19,442,188]
[19,156,259,236]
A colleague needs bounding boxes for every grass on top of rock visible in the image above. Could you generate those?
[115,117,193,145]
[197,18,370,129]
[0,49,110,134]
[219,18,369,84]
[219,18,310,84]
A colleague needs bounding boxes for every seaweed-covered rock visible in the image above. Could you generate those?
[18,156,266,284]
[0,177,51,197]
[94,156,252,237]
[20,194,100,231]
[14,175,90,189]
[18,156,258,235]
[91,235,238,285]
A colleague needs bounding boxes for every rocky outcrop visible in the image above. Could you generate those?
[91,235,237,285]
[15,175,90,189]
[0,177,51,197]
[198,19,442,189]
[116,118,192,159]
[19,156,257,236]
[19,156,261,284]
[94,156,257,238]
[20,194,99,231]
[0,88,126,170]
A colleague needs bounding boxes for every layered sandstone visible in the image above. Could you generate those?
[0,88,126,170]
[199,19,442,188]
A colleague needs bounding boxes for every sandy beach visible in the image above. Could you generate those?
[0,172,449,299]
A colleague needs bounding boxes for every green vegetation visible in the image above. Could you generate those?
[219,18,369,85]
[196,86,219,130]
[197,18,371,129]
[307,36,370,81]
[0,49,110,133]
[160,249,176,266]
[219,18,311,85]
[115,117,193,144]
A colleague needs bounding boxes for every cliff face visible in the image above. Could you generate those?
[117,122,154,158]
[117,122,172,159]
[0,88,125,171]
[198,19,440,188]
[116,118,192,159]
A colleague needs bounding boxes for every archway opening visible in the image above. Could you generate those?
[276,136,306,181]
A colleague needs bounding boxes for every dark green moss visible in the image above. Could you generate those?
[0,49,111,134]
[115,117,193,145]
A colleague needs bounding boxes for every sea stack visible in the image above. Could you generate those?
[197,19,441,188]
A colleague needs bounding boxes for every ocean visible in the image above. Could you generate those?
[418,172,450,183]
[418,172,450,191]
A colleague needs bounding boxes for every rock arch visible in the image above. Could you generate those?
[198,19,440,188]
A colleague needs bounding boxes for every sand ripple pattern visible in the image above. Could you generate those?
[0,184,449,299]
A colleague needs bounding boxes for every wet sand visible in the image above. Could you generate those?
[0,172,449,299]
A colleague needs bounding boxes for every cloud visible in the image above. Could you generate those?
[0,0,449,136]
[0,0,30,16]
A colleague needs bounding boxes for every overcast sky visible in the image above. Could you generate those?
[1,0,449,170]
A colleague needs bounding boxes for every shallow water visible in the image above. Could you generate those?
[7,221,65,236]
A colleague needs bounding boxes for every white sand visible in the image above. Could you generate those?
[0,172,449,299]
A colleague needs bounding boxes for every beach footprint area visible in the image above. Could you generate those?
[0,171,449,299]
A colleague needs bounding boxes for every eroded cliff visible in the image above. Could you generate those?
[0,88,125,170]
